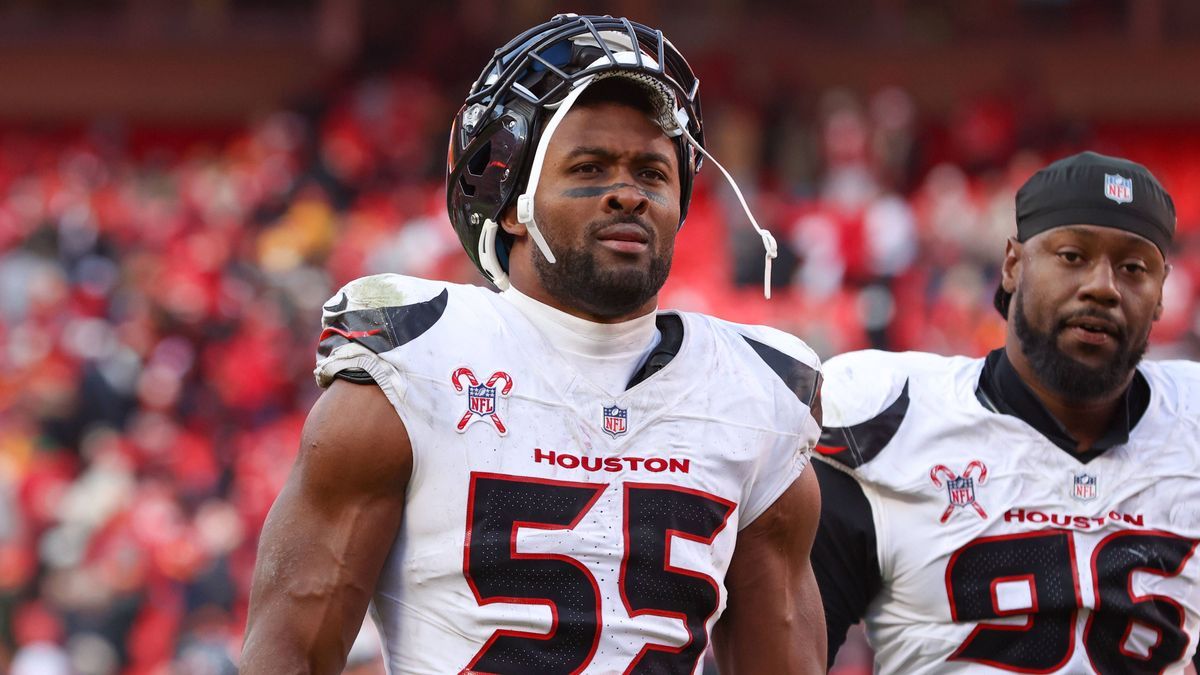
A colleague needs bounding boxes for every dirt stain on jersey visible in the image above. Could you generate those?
[347,276,408,309]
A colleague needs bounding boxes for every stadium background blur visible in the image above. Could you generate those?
[2,1,1200,673]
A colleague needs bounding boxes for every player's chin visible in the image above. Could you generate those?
[586,241,671,282]
[591,244,658,270]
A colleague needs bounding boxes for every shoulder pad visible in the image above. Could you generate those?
[1143,359,1200,417]
[1153,359,1200,385]
[317,275,449,358]
[734,323,821,408]
[817,350,916,469]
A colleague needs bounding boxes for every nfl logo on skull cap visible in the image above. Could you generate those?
[1072,473,1098,502]
[602,405,628,438]
[1104,173,1133,204]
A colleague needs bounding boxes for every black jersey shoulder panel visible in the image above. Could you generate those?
[317,288,449,358]
[741,335,821,408]
[812,459,882,666]
[816,379,910,469]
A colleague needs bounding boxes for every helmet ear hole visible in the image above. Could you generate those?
[458,175,476,197]
[466,141,492,176]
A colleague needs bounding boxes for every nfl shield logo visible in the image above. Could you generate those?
[602,405,628,438]
[1104,173,1133,204]
[1073,473,1098,501]
[468,385,496,416]
[947,477,975,507]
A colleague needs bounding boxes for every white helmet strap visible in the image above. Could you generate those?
[478,216,510,290]
[677,122,779,299]
[515,74,598,266]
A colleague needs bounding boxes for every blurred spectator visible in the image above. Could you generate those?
[1,20,1198,675]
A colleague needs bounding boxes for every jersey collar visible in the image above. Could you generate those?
[975,348,1150,462]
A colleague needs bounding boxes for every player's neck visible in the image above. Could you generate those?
[1004,343,1127,454]
[500,285,660,360]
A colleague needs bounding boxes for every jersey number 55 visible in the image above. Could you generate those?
[463,473,736,675]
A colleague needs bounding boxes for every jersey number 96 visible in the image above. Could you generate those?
[945,530,1199,674]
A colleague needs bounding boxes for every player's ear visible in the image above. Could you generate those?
[1153,262,1171,321]
[499,204,526,237]
[1001,238,1021,294]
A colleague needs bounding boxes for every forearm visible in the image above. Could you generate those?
[240,624,348,675]
[241,380,410,673]
[715,562,826,674]
[241,494,373,674]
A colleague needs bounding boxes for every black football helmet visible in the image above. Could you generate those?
[446,14,705,288]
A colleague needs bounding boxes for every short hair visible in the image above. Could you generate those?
[573,76,660,120]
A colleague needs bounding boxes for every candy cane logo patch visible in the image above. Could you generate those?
[452,367,513,435]
[930,460,989,523]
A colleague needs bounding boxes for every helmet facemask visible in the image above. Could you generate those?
[448,14,778,298]
[447,15,703,290]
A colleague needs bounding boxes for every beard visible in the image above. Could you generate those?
[532,216,672,320]
[1012,289,1148,402]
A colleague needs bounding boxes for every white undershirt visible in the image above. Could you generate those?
[500,286,661,395]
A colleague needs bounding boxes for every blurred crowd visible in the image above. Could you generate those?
[2,59,1199,674]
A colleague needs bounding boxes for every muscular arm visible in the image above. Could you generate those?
[712,466,826,674]
[241,379,412,674]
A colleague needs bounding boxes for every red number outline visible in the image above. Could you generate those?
[462,473,607,675]
[945,530,1081,673]
[989,574,1038,627]
[618,483,737,674]
[1083,529,1200,674]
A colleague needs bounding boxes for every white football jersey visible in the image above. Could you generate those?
[817,349,1200,674]
[313,274,822,675]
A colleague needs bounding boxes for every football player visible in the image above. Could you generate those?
[813,151,1200,674]
[241,14,826,674]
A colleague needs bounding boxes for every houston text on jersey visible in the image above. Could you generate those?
[1004,507,1146,529]
[533,448,691,473]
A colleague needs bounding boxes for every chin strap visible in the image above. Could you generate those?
[676,114,778,300]
[478,217,510,290]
